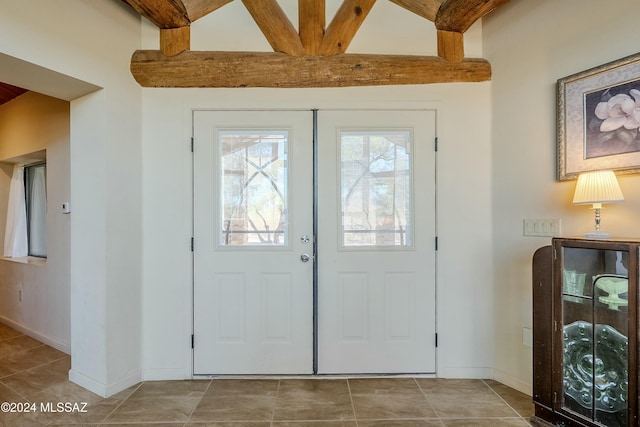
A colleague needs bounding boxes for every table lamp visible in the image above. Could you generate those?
[572,170,624,238]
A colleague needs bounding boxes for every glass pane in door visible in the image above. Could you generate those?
[218,129,289,247]
[561,247,628,426]
[340,130,412,248]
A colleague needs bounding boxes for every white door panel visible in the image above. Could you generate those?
[193,110,314,374]
[317,110,436,373]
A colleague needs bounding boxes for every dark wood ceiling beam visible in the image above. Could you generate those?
[387,0,442,21]
[436,0,510,33]
[299,0,326,55]
[241,0,305,56]
[182,0,233,21]
[130,50,491,87]
[319,0,377,56]
[120,0,190,28]
[0,83,28,106]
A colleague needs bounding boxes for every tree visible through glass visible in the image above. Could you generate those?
[218,130,288,246]
[340,130,412,247]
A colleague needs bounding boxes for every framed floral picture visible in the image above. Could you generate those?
[557,52,640,181]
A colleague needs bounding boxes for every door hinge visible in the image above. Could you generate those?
[190,137,194,152]
[191,334,194,349]
[435,333,438,347]
[435,236,439,251]
[434,137,438,152]
[191,238,194,252]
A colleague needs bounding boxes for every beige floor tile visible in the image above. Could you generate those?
[128,379,210,398]
[0,336,44,359]
[416,378,519,418]
[273,422,358,426]
[0,383,22,403]
[485,379,534,418]
[186,423,271,427]
[358,420,444,426]
[273,379,354,421]
[442,418,530,426]
[0,411,51,427]
[349,378,437,420]
[0,325,22,341]
[108,383,142,401]
[430,400,519,419]
[417,378,492,396]
[98,424,186,427]
[0,345,67,379]
[0,384,50,427]
[32,381,122,425]
[0,357,71,400]
[105,395,202,423]
[105,381,208,423]
[190,379,278,422]
[97,424,186,427]
[0,323,536,426]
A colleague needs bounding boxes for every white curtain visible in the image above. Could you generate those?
[28,165,47,257]
[3,164,28,257]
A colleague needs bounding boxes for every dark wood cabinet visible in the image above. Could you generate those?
[532,238,639,427]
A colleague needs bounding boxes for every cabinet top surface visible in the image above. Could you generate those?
[554,236,640,244]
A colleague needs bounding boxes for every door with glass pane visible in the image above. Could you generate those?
[193,110,314,374]
[557,241,634,426]
[317,110,436,373]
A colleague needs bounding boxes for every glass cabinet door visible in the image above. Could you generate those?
[561,246,629,426]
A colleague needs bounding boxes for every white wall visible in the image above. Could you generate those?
[141,0,494,380]
[0,0,143,397]
[0,92,70,352]
[484,0,640,394]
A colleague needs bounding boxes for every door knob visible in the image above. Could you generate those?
[300,253,310,263]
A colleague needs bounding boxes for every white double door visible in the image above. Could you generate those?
[193,109,436,375]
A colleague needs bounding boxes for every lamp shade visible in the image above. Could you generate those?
[573,170,624,205]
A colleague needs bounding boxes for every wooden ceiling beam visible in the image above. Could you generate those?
[120,0,190,28]
[387,0,442,21]
[437,30,463,62]
[299,0,326,55]
[160,26,191,56]
[182,0,233,22]
[242,0,305,56]
[319,0,377,56]
[130,50,491,87]
[436,0,510,33]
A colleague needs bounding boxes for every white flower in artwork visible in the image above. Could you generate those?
[594,88,640,132]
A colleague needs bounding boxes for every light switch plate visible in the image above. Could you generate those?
[524,219,560,237]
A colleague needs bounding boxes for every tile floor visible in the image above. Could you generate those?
[0,323,534,426]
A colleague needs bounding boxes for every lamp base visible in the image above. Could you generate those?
[583,230,611,239]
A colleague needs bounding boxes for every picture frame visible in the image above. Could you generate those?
[557,52,640,181]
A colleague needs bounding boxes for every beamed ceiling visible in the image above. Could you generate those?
[121,0,511,88]
[0,82,28,106]
[0,0,510,100]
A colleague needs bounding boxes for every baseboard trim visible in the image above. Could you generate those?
[69,369,108,397]
[493,368,532,396]
[0,316,70,354]
[69,369,142,398]
[106,370,143,397]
